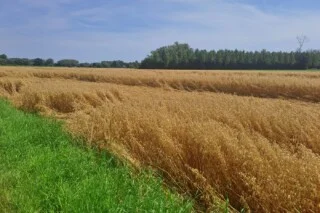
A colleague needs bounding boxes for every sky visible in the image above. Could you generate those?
[0,0,319,62]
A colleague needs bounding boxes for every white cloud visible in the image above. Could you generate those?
[158,1,320,51]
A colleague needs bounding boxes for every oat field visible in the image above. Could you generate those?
[1,66,320,212]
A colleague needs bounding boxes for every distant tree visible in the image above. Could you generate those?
[79,63,91,67]
[101,61,111,68]
[140,42,320,70]
[111,60,125,68]
[295,52,309,69]
[7,58,31,66]
[0,58,7,65]
[140,42,195,69]
[0,54,7,60]
[45,58,54,66]
[91,62,102,68]
[56,59,79,67]
[0,53,139,68]
[307,50,320,68]
[127,61,140,68]
[296,35,309,52]
[32,58,45,66]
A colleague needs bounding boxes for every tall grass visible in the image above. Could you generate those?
[67,89,320,212]
[2,66,320,102]
[1,66,320,212]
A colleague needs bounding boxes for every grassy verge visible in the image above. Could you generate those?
[0,100,193,212]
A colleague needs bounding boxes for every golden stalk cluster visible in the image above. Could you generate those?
[2,67,320,102]
[1,66,320,212]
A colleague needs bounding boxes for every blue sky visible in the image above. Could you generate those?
[0,0,319,62]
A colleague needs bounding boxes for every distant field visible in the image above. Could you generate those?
[1,66,320,212]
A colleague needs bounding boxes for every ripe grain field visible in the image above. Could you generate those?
[1,66,320,212]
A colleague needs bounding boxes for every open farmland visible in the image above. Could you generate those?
[1,66,320,212]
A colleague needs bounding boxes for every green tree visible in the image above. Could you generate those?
[32,58,45,66]
[79,63,91,67]
[0,54,7,60]
[45,58,54,66]
[0,59,7,65]
[101,61,111,68]
[8,58,31,66]
[56,59,79,67]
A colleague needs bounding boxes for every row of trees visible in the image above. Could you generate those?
[2,42,320,70]
[78,60,139,68]
[0,54,139,68]
[0,56,56,66]
[140,42,320,70]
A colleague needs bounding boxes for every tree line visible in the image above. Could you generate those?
[1,42,320,70]
[140,42,320,70]
[0,54,139,68]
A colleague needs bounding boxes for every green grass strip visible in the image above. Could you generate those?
[0,100,193,212]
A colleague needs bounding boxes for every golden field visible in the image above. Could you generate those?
[1,66,320,212]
